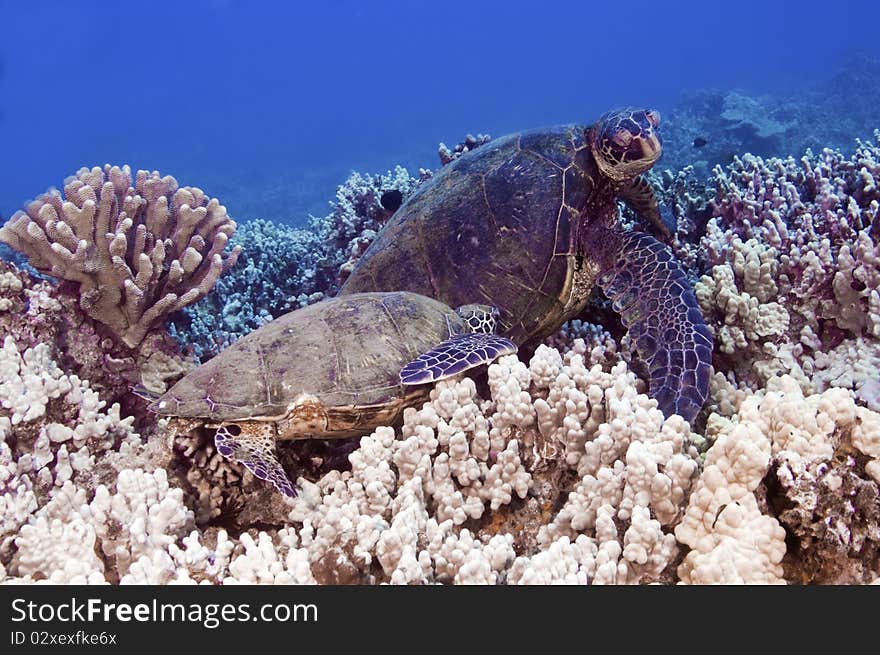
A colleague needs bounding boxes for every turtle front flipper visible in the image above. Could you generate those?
[619,175,674,242]
[214,424,296,497]
[399,333,517,385]
[453,304,500,335]
[597,231,713,423]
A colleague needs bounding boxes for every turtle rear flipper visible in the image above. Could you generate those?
[400,333,517,385]
[215,425,296,497]
[598,231,712,423]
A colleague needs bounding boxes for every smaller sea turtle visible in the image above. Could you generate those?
[150,292,515,496]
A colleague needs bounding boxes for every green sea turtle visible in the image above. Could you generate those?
[150,292,515,496]
[340,107,713,422]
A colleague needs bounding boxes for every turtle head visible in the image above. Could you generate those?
[588,107,662,182]
[455,304,500,335]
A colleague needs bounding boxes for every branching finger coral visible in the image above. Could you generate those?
[692,133,880,403]
[0,165,241,347]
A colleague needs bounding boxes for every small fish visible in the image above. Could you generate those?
[693,137,707,148]
[379,189,404,213]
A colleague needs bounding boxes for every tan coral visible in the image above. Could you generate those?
[696,244,790,356]
[0,164,241,347]
[677,376,880,583]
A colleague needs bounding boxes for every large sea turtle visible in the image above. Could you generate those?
[340,107,713,422]
[150,292,515,496]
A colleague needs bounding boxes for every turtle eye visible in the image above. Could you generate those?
[646,110,661,128]
[612,130,633,147]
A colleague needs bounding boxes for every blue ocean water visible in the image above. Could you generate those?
[1,0,879,225]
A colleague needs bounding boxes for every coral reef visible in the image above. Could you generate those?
[0,165,241,348]
[0,260,190,413]
[1,124,879,584]
[0,334,145,573]
[694,132,880,409]
[317,166,422,286]
[2,336,877,584]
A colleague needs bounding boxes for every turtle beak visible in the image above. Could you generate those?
[639,109,662,163]
[641,132,662,162]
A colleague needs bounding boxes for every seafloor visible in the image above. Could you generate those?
[1,76,879,585]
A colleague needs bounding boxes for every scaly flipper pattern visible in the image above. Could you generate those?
[399,333,517,385]
[214,425,296,497]
[597,231,713,422]
[619,175,674,242]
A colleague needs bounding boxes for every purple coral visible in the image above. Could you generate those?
[705,134,880,341]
